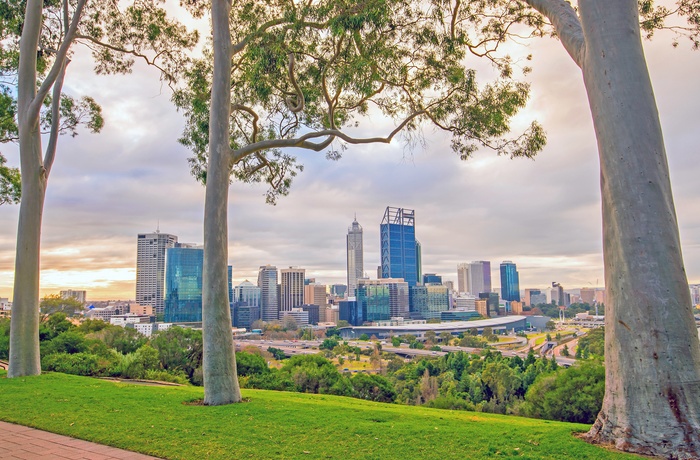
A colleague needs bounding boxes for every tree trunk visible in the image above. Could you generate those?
[8,0,45,378]
[202,0,241,406]
[579,1,700,457]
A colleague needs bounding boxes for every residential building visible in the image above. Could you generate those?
[164,245,204,323]
[380,207,417,286]
[136,231,178,314]
[346,217,364,298]
[257,265,279,322]
[457,263,470,294]
[500,261,520,302]
[60,290,86,304]
[280,267,305,312]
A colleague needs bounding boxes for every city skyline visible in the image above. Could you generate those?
[1,28,700,300]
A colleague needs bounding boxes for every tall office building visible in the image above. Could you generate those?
[346,218,364,298]
[468,260,491,295]
[380,206,418,286]
[457,263,470,293]
[356,278,409,321]
[136,231,178,314]
[304,283,327,307]
[415,240,422,283]
[257,265,279,321]
[409,284,450,320]
[500,261,520,301]
[280,267,305,312]
[234,280,262,307]
[164,245,203,323]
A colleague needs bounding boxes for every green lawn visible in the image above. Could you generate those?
[0,371,639,459]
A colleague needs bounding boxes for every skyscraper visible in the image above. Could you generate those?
[234,280,262,307]
[468,260,491,295]
[500,261,520,301]
[380,206,417,286]
[164,245,203,323]
[346,217,364,297]
[356,278,409,322]
[281,267,305,312]
[257,265,279,321]
[457,263,470,294]
[136,231,177,314]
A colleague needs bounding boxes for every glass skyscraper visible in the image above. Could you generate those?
[409,284,450,320]
[500,261,520,302]
[380,207,417,286]
[164,246,204,323]
[257,265,279,321]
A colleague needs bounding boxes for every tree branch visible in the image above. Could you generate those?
[43,59,69,178]
[231,110,425,160]
[285,53,305,113]
[231,104,260,143]
[523,0,585,68]
[29,0,87,118]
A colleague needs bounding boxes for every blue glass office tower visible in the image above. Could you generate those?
[380,207,417,286]
[500,261,520,302]
[164,246,204,322]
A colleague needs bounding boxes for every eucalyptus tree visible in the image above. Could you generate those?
[444,0,700,456]
[176,0,546,405]
[7,0,196,377]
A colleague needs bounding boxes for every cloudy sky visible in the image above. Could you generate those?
[1,7,699,301]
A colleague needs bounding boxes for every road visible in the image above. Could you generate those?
[236,339,577,367]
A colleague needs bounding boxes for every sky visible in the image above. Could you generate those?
[1,7,700,301]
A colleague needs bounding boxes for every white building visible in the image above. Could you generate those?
[234,280,261,307]
[282,308,309,326]
[280,267,305,312]
[453,294,477,311]
[346,218,364,298]
[136,231,178,315]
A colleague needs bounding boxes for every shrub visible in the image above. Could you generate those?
[42,352,105,376]
[144,369,190,385]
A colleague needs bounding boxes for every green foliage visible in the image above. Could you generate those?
[358,333,370,341]
[40,294,84,318]
[523,362,605,424]
[325,327,341,338]
[267,347,287,360]
[576,327,605,359]
[351,373,396,403]
[150,327,202,381]
[93,326,148,355]
[0,318,10,359]
[235,351,269,377]
[76,319,111,334]
[41,352,112,377]
[279,354,352,396]
[320,337,339,350]
[174,0,546,204]
[39,313,75,341]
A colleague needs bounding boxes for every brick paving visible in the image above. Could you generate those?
[0,421,161,459]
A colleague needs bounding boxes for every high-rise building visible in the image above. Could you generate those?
[164,245,203,323]
[423,273,442,284]
[524,288,541,306]
[356,278,409,321]
[234,280,261,307]
[469,261,492,295]
[415,240,422,283]
[500,261,520,302]
[136,231,178,314]
[257,265,279,322]
[409,284,450,320]
[346,218,364,298]
[457,263,470,294]
[280,267,305,312]
[60,290,86,304]
[580,287,596,305]
[380,206,417,286]
[304,283,327,307]
[330,284,347,298]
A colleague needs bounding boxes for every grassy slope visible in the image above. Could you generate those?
[0,372,639,460]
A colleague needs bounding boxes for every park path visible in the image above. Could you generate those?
[0,421,160,459]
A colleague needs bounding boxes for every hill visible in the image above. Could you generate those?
[0,372,639,459]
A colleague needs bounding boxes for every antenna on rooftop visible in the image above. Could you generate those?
[156,219,160,233]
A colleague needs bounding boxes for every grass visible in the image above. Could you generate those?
[0,371,640,459]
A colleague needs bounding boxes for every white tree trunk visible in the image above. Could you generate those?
[579,1,700,457]
[8,0,45,378]
[202,0,241,405]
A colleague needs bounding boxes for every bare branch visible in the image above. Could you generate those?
[43,59,69,178]
[523,0,585,67]
[285,53,305,113]
[29,0,87,118]
[231,104,260,143]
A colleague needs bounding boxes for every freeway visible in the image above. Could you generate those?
[235,338,577,367]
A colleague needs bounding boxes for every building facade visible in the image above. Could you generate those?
[234,280,261,308]
[280,267,305,312]
[346,218,364,298]
[60,290,87,304]
[457,263,470,294]
[500,261,520,302]
[257,265,279,322]
[380,207,418,286]
[356,278,409,322]
[136,232,178,314]
[409,284,450,320]
[164,246,204,323]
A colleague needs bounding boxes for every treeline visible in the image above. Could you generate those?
[0,314,604,424]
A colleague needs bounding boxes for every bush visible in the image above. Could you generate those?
[42,352,107,376]
[351,373,396,403]
[236,351,269,376]
[144,369,190,385]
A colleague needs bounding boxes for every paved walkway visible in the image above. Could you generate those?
[0,421,160,459]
